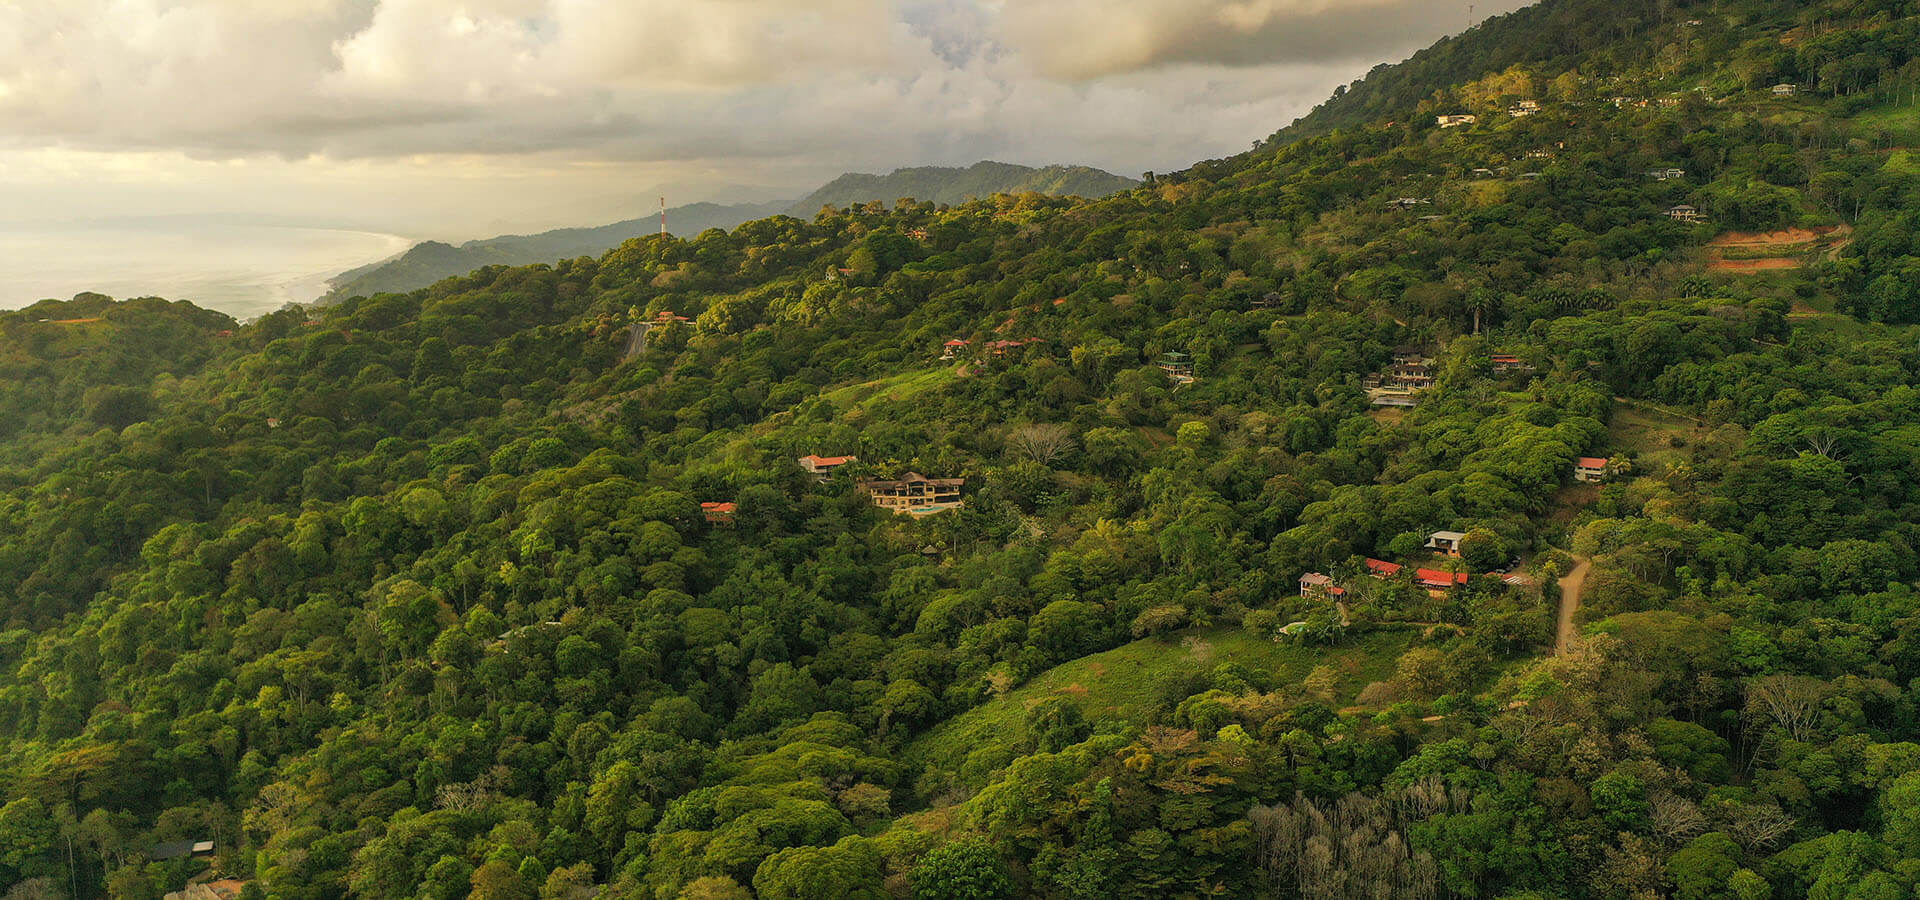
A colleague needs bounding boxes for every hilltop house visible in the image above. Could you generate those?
[858,473,964,516]
[701,502,736,525]
[1667,204,1703,223]
[940,339,970,360]
[652,310,692,324]
[1574,456,1611,483]
[1437,114,1477,128]
[798,454,858,480]
[1490,353,1527,371]
[1299,572,1347,598]
[1772,83,1797,96]
[1367,353,1434,408]
[1415,568,1471,596]
[1388,197,1433,209]
[1647,168,1686,181]
[1425,530,1466,556]
[1158,351,1196,384]
[1509,99,1542,117]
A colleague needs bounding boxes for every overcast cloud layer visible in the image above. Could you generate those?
[0,0,1533,236]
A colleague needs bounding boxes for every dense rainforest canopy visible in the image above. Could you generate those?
[6,0,1920,899]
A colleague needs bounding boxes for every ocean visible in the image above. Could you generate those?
[0,222,413,320]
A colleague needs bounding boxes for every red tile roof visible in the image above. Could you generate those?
[1415,568,1471,587]
[1365,558,1403,577]
[701,502,736,513]
[1577,456,1609,469]
[802,454,855,467]
[945,339,970,347]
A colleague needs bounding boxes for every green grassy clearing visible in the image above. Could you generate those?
[907,627,1412,772]
[1609,399,1706,472]
[821,366,957,415]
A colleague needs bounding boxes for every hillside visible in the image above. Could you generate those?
[780,161,1138,217]
[318,200,780,303]
[6,1,1920,899]
[319,163,1135,304]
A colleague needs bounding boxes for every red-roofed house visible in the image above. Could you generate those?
[799,454,858,479]
[654,310,692,324]
[1415,568,1471,596]
[1574,456,1610,483]
[701,501,736,524]
[1491,353,1531,373]
[1364,558,1403,578]
[1299,572,1347,598]
[941,339,970,360]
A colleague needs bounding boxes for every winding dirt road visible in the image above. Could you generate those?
[1555,557,1591,654]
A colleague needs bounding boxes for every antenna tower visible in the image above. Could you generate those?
[659,197,667,237]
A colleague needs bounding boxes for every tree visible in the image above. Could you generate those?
[469,860,535,900]
[752,839,884,900]
[1006,424,1076,465]
[910,840,1013,900]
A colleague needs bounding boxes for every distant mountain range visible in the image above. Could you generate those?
[318,161,1137,303]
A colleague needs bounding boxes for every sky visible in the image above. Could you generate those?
[0,0,1537,242]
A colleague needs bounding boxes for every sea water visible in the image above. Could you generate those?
[0,222,412,320]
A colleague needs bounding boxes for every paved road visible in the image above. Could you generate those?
[1556,556,1591,654]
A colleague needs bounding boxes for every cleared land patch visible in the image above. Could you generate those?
[1704,225,1850,273]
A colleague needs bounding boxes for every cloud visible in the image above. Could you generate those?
[996,0,1536,79]
[0,0,1536,235]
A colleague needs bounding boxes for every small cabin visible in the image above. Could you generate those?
[1509,100,1541,117]
[1425,530,1466,556]
[149,839,215,861]
[798,454,858,479]
[1666,204,1703,223]
[1299,572,1347,598]
[1771,83,1797,96]
[701,501,736,525]
[1436,114,1477,128]
[1647,168,1686,181]
[1574,456,1610,483]
[859,473,964,516]
[940,339,970,360]
[1387,197,1432,209]
[1491,353,1527,372]
[1365,558,1404,579]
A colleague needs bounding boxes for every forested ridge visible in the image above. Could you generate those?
[320,163,1137,305]
[7,1,1920,899]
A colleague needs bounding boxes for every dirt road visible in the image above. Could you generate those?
[1556,557,1591,654]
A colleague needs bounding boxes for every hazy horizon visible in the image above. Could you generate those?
[0,0,1535,316]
